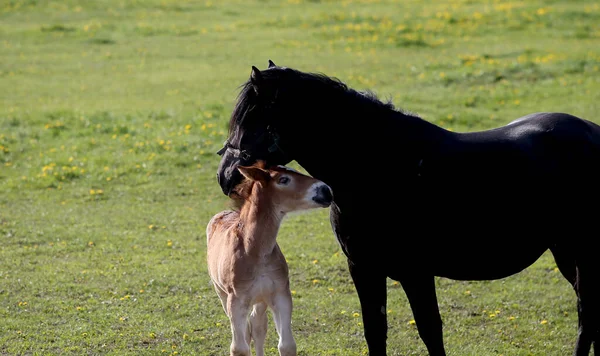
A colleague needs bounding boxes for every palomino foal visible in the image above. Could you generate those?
[206,161,333,356]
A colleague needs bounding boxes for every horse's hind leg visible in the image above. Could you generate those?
[247,302,268,356]
[550,246,576,286]
[549,246,594,354]
[573,253,600,356]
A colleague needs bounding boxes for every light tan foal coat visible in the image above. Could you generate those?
[206,163,332,356]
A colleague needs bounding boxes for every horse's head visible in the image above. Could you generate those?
[216,61,351,196]
[216,61,295,196]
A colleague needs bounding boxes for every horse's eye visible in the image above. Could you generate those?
[278,176,290,185]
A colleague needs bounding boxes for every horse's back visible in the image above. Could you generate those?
[376,112,600,258]
[505,112,600,150]
[437,112,600,183]
[501,112,600,184]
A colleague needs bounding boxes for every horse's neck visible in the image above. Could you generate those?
[238,195,283,257]
[296,109,448,189]
[385,110,448,144]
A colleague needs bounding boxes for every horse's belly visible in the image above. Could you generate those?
[428,244,547,280]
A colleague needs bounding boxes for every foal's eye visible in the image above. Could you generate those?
[277,176,290,185]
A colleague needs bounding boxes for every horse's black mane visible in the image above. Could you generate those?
[228,67,416,136]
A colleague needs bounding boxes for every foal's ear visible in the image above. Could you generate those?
[250,66,262,95]
[238,165,270,182]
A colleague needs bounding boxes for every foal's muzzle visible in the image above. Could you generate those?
[313,184,333,207]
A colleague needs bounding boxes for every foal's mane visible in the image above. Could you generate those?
[227,66,418,140]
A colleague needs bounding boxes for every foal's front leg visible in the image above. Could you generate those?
[348,260,388,355]
[271,289,297,356]
[227,295,251,356]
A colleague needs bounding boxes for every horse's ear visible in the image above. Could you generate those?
[250,66,262,94]
[238,165,269,182]
[268,59,276,68]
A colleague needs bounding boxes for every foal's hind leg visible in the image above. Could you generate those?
[247,302,268,356]
[214,285,229,314]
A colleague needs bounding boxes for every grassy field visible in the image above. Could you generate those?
[1,0,599,355]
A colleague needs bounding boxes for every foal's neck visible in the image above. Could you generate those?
[238,188,283,257]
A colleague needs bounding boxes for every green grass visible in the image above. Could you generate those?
[1,0,599,354]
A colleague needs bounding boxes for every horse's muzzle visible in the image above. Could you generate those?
[217,164,244,196]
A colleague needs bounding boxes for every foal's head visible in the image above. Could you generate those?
[232,161,333,214]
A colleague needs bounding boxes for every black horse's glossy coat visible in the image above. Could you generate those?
[216,62,600,356]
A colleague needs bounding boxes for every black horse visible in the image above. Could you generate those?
[215,61,600,356]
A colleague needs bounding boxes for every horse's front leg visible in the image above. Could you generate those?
[400,275,446,356]
[348,259,388,356]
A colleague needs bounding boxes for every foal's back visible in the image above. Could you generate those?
[206,208,290,299]
[206,210,247,291]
